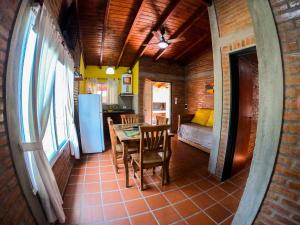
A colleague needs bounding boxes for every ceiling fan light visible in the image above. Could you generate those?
[106,66,115,75]
[158,41,168,49]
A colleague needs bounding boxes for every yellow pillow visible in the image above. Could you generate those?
[192,109,212,126]
[206,111,214,127]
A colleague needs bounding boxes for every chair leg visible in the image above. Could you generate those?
[140,167,144,191]
[162,164,166,186]
[112,152,119,174]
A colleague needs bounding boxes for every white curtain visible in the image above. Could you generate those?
[107,78,119,104]
[23,5,65,223]
[86,78,99,93]
[64,50,80,159]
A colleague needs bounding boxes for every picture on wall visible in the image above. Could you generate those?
[123,76,131,85]
[205,82,214,94]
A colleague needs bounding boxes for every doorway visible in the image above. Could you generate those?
[223,47,259,180]
[143,80,171,125]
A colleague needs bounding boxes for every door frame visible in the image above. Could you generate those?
[222,46,257,181]
[150,80,172,126]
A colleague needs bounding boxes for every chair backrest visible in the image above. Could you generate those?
[107,117,117,151]
[156,116,168,125]
[139,125,170,163]
[121,114,139,124]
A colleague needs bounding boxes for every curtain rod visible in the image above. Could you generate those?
[84,78,120,80]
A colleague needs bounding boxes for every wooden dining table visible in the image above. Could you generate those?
[113,123,174,188]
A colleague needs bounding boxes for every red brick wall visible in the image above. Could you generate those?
[214,0,253,37]
[255,1,300,224]
[138,58,185,132]
[185,48,214,113]
[0,1,36,224]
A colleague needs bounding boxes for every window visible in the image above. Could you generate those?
[20,17,37,142]
[54,61,68,147]
[96,82,108,103]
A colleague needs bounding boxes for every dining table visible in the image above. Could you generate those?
[113,123,175,188]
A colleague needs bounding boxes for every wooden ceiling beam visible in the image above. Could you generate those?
[116,0,147,68]
[174,34,208,61]
[130,0,182,68]
[153,5,207,62]
[100,0,111,67]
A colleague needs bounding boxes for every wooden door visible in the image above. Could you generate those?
[231,53,258,175]
[223,47,258,180]
[143,79,152,124]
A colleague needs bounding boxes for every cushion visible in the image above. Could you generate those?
[191,109,212,126]
[206,111,214,127]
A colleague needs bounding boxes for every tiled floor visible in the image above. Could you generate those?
[62,138,249,225]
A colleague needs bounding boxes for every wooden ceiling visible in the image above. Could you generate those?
[76,0,212,67]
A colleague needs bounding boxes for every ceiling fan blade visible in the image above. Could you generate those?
[167,37,186,43]
[143,42,160,46]
[152,31,161,40]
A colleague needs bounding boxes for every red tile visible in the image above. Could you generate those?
[102,191,122,204]
[82,193,101,206]
[65,184,84,195]
[207,186,228,201]
[232,189,244,200]
[153,206,181,225]
[86,167,100,174]
[84,183,101,193]
[141,185,160,197]
[87,161,100,167]
[195,179,215,191]
[220,215,234,225]
[157,183,178,192]
[219,181,238,193]
[186,212,216,225]
[71,168,85,175]
[101,166,115,173]
[121,188,142,201]
[131,213,158,225]
[103,203,127,220]
[100,160,113,166]
[181,184,202,197]
[101,173,117,181]
[205,204,232,223]
[85,174,100,183]
[102,181,119,192]
[63,195,81,208]
[125,199,149,216]
[68,175,84,184]
[174,199,199,217]
[80,206,104,223]
[146,194,169,210]
[64,208,80,224]
[192,193,216,209]
[108,218,131,225]
[220,195,240,213]
[164,190,186,204]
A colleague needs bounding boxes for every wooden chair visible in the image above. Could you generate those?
[121,114,139,124]
[107,117,138,173]
[156,115,168,125]
[131,125,170,190]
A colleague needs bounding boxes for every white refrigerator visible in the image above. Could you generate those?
[78,94,105,153]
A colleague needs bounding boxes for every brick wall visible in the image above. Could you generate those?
[255,1,300,224]
[214,0,253,37]
[213,0,256,178]
[184,47,214,113]
[138,58,185,132]
[0,0,36,224]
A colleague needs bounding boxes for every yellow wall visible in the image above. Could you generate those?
[79,60,139,95]
[79,54,86,93]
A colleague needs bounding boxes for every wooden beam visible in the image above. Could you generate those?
[116,0,146,68]
[174,34,208,61]
[153,5,207,61]
[100,0,111,67]
[130,0,182,68]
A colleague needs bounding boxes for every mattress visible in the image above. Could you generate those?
[178,123,213,150]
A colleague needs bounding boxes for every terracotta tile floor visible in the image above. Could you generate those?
[62,138,249,225]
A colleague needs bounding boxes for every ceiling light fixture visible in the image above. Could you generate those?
[158,41,168,49]
[106,66,115,75]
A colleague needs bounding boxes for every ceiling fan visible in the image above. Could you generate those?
[143,26,185,49]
